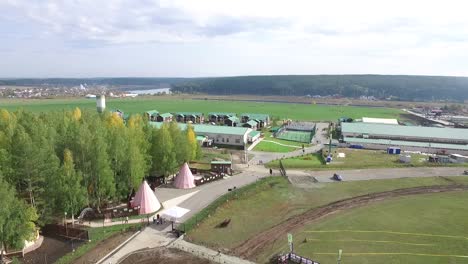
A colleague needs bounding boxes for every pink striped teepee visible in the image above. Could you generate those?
[174,163,196,189]
[131,180,161,214]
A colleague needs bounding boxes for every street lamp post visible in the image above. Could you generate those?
[64,212,68,237]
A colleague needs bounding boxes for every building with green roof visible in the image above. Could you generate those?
[241,113,270,128]
[145,110,159,121]
[208,112,236,124]
[157,113,173,122]
[150,122,254,147]
[174,112,205,123]
[341,122,468,154]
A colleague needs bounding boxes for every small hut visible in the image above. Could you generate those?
[174,163,196,189]
[131,180,161,214]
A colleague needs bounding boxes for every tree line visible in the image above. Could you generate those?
[0,108,200,254]
[171,75,468,101]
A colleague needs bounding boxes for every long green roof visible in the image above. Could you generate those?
[145,110,159,115]
[208,112,236,117]
[249,130,261,137]
[175,112,203,117]
[342,123,468,141]
[241,113,270,120]
[160,113,173,118]
[247,120,258,126]
[149,122,250,136]
[343,137,468,151]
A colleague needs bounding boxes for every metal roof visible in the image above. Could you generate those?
[145,110,159,115]
[208,112,236,117]
[248,130,261,137]
[160,113,173,118]
[211,160,232,164]
[175,112,203,117]
[247,120,258,126]
[228,116,239,122]
[341,123,468,141]
[149,122,250,136]
[241,113,270,121]
[343,137,468,151]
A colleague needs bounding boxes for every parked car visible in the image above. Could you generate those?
[333,173,343,181]
[463,170,468,175]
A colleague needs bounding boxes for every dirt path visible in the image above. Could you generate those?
[233,184,468,260]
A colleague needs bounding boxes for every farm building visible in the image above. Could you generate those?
[341,123,468,155]
[149,122,254,147]
[243,120,258,130]
[248,130,261,143]
[208,112,236,124]
[225,116,239,127]
[174,112,204,124]
[145,110,159,121]
[241,113,270,128]
[157,113,173,122]
[211,160,232,175]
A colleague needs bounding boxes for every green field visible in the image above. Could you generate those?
[264,192,468,264]
[266,148,467,170]
[185,176,468,261]
[0,97,402,121]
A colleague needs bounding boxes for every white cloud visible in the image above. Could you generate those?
[1,0,468,77]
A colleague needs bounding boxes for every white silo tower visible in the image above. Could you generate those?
[96,95,106,113]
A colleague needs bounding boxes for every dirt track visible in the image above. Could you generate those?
[233,184,468,260]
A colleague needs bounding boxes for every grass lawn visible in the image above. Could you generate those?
[262,191,468,264]
[185,176,467,252]
[0,97,403,121]
[55,223,140,264]
[253,141,298,153]
[266,148,466,170]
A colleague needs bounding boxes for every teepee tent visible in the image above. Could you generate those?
[131,180,161,214]
[174,163,196,189]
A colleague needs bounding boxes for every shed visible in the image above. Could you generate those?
[211,160,232,175]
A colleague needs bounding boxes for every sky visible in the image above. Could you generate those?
[1,0,468,78]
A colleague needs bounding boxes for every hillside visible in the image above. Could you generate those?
[2,75,468,101]
[171,75,468,101]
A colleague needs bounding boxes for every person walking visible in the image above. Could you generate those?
[125,216,129,224]
[269,168,273,175]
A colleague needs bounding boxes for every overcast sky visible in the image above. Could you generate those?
[1,0,468,78]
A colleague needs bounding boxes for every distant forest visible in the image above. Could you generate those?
[2,75,468,101]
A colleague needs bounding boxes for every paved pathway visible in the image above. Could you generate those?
[304,167,468,182]
[170,236,255,264]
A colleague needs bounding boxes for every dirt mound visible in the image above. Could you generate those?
[233,184,468,260]
[119,247,215,264]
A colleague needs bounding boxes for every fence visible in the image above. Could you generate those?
[277,253,320,264]
[279,160,287,177]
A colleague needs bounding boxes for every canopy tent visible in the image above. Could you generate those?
[161,206,190,222]
[174,163,196,189]
[131,180,161,214]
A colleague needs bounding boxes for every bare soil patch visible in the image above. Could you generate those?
[23,236,82,264]
[233,184,468,259]
[120,247,214,264]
